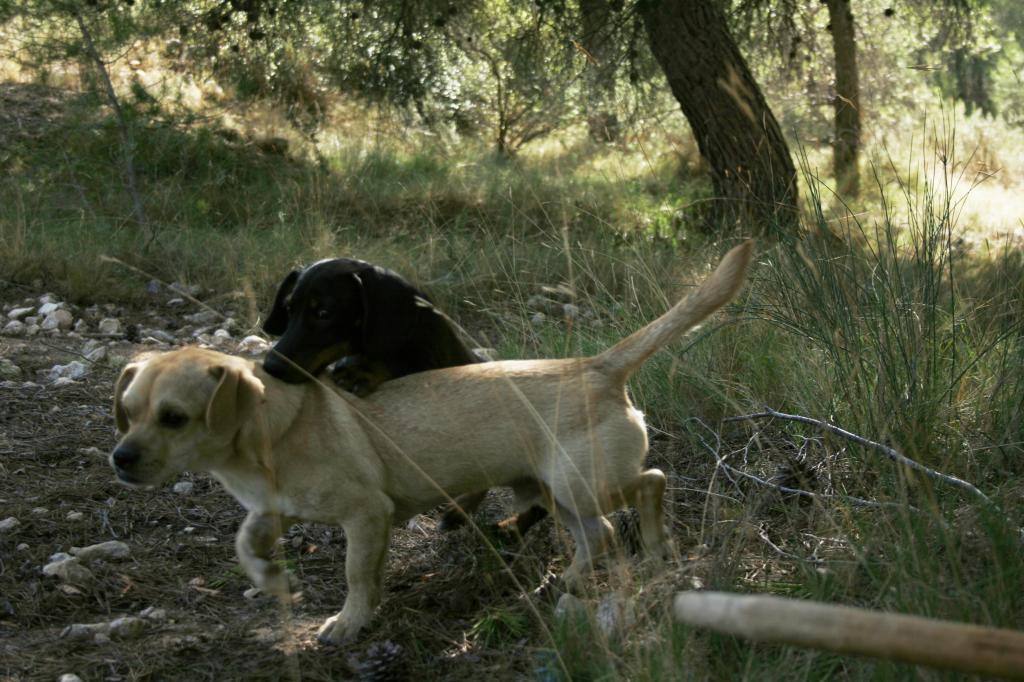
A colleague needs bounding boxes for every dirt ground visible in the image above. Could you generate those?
[1,280,706,682]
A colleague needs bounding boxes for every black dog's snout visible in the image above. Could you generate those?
[112,446,141,470]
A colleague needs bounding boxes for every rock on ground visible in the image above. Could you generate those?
[42,557,94,585]
[47,361,88,382]
[71,540,131,562]
[98,318,121,335]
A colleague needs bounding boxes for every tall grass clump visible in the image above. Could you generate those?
[757,138,1024,494]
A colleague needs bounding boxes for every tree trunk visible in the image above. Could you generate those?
[952,47,995,117]
[826,0,862,197]
[580,0,620,143]
[639,0,797,236]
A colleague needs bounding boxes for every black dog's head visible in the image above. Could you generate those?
[261,258,430,384]
[262,258,369,383]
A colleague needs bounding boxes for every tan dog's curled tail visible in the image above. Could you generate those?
[593,240,754,381]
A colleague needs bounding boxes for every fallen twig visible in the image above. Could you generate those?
[686,417,916,513]
[725,408,992,505]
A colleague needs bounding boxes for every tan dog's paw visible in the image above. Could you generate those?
[561,567,588,595]
[255,565,296,599]
[316,612,367,646]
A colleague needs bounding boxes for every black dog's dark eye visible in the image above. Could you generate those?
[315,308,331,320]
[159,410,188,429]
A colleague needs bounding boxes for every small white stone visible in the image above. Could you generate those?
[43,557,94,584]
[0,358,21,380]
[78,446,103,457]
[472,347,497,361]
[38,293,58,305]
[167,297,185,307]
[85,346,107,363]
[48,361,88,382]
[172,481,194,495]
[16,543,29,551]
[7,306,33,320]
[41,309,73,331]
[139,606,167,621]
[0,516,19,532]
[52,377,77,388]
[238,335,269,353]
[71,540,131,562]
[243,586,262,599]
[38,301,64,315]
[31,507,48,515]
[184,310,220,325]
[59,674,84,682]
[209,332,229,347]
[62,623,107,641]
[108,616,147,640]
[98,318,121,335]
[66,511,84,521]
[1,320,25,336]
[74,318,88,333]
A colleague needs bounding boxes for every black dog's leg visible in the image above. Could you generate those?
[329,356,393,397]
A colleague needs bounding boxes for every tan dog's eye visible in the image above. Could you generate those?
[158,409,188,429]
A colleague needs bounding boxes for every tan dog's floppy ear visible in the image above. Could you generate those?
[205,362,266,432]
[113,363,141,433]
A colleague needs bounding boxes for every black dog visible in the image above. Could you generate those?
[262,257,548,535]
[262,258,478,394]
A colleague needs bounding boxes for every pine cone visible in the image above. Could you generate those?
[612,508,643,555]
[349,640,408,682]
[771,457,818,502]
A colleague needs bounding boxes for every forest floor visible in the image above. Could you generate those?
[0,279,716,682]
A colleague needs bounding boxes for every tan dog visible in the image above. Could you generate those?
[109,241,752,644]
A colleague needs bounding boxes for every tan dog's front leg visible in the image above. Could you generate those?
[317,501,393,645]
[236,511,292,597]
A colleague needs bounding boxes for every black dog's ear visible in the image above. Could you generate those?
[354,267,428,356]
[263,270,300,336]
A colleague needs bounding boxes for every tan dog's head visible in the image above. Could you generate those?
[110,348,265,487]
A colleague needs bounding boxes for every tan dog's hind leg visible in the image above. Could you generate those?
[236,511,293,597]
[317,499,394,645]
[622,468,671,560]
[556,507,615,592]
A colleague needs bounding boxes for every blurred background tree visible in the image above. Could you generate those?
[2,0,1021,230]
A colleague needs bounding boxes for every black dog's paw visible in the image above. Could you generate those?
[438,507,469,532]
[329,360,387,397]
[330,365,370,396]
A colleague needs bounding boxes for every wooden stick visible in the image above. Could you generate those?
[674,591,1024,679]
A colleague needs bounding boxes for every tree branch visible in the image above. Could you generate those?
[724,408,992,505]
[73,7,151,246]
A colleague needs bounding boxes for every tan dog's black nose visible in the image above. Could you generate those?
[112,446,141,470]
